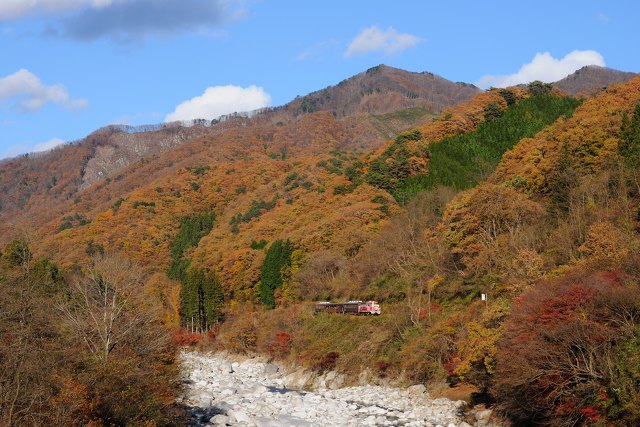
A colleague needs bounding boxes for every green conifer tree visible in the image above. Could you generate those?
[619,103,640,166]
[259,239,293,308]
[180,268,223,330]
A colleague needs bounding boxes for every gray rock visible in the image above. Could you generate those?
[407,384,427,396]
[313,376,326,390]
[455,400,467,409]
[251,384,268,395]
[367,405,387,415]
[263,363,279,377]
[210,414,229,426]
[220,387,237,396]
[180,351,468,427]
[193,393,212,407]
[357,369,371,385]
[290,409,307,418]
[227,409,251,423]
[328,373,346,389]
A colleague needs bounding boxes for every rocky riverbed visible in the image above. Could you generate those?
[179,351,498,427]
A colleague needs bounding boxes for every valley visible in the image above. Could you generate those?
[1,63,640,426]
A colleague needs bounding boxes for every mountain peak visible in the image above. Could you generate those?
[553,65,637,95]
[284,65,480,118]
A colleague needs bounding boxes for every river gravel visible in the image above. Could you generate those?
[179,351,498,427]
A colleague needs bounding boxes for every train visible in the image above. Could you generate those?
[314,300,381,315]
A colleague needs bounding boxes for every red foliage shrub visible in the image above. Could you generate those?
[601,269,623,286]
[267,331,292,358]
[375,360,392,377]
[419,303,442,320]
[580,406,602,423]
[533,284,596,324]
[442,353,462,377]
[171,329,201,346]
[493,269,640,426]
[313,351,339,374]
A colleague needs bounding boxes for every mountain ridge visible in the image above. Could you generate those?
[0,65,481,240]
[281,64,480,117]
[552,64,637,95]
[2,64,637,247]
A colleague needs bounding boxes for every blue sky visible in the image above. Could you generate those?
[1,0,638,158]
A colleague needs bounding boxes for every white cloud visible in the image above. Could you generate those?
[33,137,65,152]
[165,85,271,122]
[0,69,88,112]
[0,0,116,21]
[344,26,421,57]
[476,50,606,89]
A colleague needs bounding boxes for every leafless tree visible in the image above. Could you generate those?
[59,254,158,364]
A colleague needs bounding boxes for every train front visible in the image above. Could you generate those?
[360,301,381,315]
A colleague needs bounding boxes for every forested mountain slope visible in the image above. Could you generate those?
[28,84,575,302]
[0,65,477,245]
[186,77,640,426]
[2,70,640,426]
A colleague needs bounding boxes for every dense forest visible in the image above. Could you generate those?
[2,73,640,426]
[200,79,640,426]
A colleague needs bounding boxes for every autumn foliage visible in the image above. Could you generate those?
[313,351,340,374]
[493,76,640,193]
[0,246,181,426]
[172,329,202,346]
[267,331,293,358]
[495,271,640,426]
[3,70,640,426]
[442,183,545,275]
